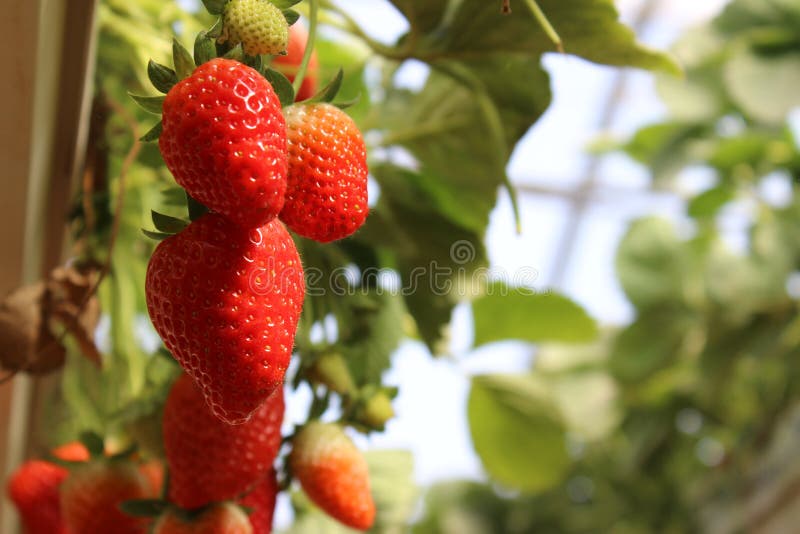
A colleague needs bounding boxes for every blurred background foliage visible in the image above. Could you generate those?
[39,0,800,531]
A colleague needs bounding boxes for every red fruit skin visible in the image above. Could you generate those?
[240,470,279,533]
[154,503,253,534]
[280,103,368,243]
[52,442,90,462]
[60,461,153,534]
[163,374,285,510]
[273,24,318,101]
[159,58,288,229]
[290,423,376,530]
[8,460,70,534]
[139,459,165,495]
[145,213,304,424]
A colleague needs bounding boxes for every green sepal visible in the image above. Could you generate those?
[272,0,302,8]
[207,17,224,39]
[333,93,361,110]
[283,9,300,26]
[244,53,262,71]
[120,499,170,518]
[201,0,228,15]
[223,44,244,62]
[186,193,209,221]
[151,210,189,234]
[173,38,196,79]
[194,31,217,65]
[263,68,295,107]
[142,229,174,241]
[79,431,105,458]
[129,93,165,115]
[147,60,177,94]
[307,68,343,104]
[140,121,162,142]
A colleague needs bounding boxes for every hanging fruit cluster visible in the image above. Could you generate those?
[7,0,376,532]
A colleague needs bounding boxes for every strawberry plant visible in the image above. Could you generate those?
[16,0,779,532]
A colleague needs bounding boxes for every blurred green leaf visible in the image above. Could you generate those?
[687,185,734,218]
[468,374,569,493]
[472,283,597,347]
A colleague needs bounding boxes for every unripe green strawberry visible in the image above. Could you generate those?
[154,503,253,534]
[220,0,289,56]
[289,422,375,530]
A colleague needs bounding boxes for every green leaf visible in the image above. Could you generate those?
[128,93,164,115]
[263,68,295,107]
[399,0,680,75]
[194,31,217,65]
[387,1,448,35]
[608,308,692,383]
[283,9,300,26]
[147,60,177,94]
[201,0,227,15]
[687,185,734,218]
[724,45,800,124]
[615,217,685,310]
[468,374,569,493]
[364,450,419,530]
[472,283,598,347]
[151,210,189,234]
[308,68,343,104]
[172,38,196,79]
[139,121,163,142]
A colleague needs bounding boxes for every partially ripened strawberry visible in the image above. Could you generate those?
[154,503,253,534]
[240,470,279,533]
[159,58,287,229]
[60,460,154,534]
[8,460,69,534]
[145,213,304,424]
[273,24,318,101]
[163,374,284,510]
[289,422,375,530]
[280,103,368,243]
[220,0,289,56]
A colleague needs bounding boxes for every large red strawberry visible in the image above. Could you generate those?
[146,213,304,424]
[153,503,253,534]
[60,460,154,534]
[273,24,318,101]
[280,103,368,243]
[159,58,287,229]
[240,470,279,533]
[289,422,375,530]
[8,460,69,534]
[163,374,284,510]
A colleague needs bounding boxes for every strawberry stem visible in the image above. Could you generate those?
[292,0,318,95]
[523,0,564,53]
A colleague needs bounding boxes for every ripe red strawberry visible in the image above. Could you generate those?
[280,103,368,243]
[52,442,90,462]
[7,460,70,534]
[145,213,304,424]
[240,470,279,533]
[220,0,289,56]
[273,24,318,101]
[154,503,253,534]
[289,422,375,530]
[60,460,154,534]
[163,374,284,510]
[159,58,287,229]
